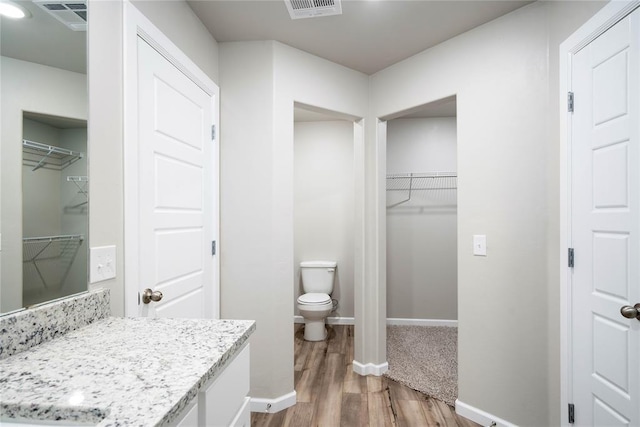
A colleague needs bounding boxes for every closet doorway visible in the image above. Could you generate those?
[384,96,459,406]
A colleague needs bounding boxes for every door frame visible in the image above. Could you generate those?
[122,1,220,317]
[559,1,640,425]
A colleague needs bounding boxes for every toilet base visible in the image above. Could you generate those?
[303,318,327,341]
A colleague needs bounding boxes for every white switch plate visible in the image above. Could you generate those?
[473,235,487,256]
[90,245,116,283]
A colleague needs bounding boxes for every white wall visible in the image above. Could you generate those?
[220,40,368,402]
[370,2,605,425]
[386,117,457,320]
[294,120,354,318]
[87,0,219,316]
[0,57,87,313]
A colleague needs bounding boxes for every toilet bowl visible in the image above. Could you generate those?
[297,261,337,341]
[297,293,333,341]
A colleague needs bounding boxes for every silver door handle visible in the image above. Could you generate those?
[142,288,163,304]
[620,303,640,321]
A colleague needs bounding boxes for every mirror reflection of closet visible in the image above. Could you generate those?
[1,0,88,313]
[21,112,88,307]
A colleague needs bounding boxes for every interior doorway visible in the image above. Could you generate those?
[292,103,360,328]
[383,95,459,405]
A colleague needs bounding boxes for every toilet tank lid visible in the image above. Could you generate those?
[300,261,337,268]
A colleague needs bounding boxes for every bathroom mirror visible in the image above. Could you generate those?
[1,0,88,314]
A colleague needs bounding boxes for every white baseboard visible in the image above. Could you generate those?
[387,318,458,327]
[250,391,297,414]
[455,399,516,427]
[352,360,389,376]
[294,315,355,325]
[293,316,457,327]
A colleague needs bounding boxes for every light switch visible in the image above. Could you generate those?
[90,245,116,283]
[473,235,487,256]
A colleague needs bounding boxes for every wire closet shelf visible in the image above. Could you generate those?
[386,172,457,208]
[22,139,84,171]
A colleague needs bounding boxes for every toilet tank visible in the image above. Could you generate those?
[300,261,337,294]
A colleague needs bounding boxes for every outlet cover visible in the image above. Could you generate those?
[90,245,116,283]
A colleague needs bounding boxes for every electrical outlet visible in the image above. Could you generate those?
[473,235,487,256]
[90,245,116,283]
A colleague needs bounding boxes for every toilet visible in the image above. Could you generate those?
[297,261,337,341]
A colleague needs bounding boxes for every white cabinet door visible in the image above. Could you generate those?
[199,344,251,427]
[174,400,199,427]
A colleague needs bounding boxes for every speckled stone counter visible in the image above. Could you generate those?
[0,289,110,360]
[0,317,255,426]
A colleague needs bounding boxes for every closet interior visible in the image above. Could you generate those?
[385,96,458,322]
[22,112,88,307]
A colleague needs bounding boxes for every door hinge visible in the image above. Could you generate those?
[211,124,216,140]
[568,92,574,113]
[212,240,216,256]
[568,248,574,268]
[568,403,575,424]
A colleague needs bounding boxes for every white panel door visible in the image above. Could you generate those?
[137,38,215,319]
[571,9,640,426]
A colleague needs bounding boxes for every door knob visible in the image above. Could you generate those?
[620,303,640,321]
[142,288,163,304]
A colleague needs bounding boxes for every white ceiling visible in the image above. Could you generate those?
[188,0,532,75]
[0,1,86,74]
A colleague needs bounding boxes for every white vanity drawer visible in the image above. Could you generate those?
[198,343,250,427]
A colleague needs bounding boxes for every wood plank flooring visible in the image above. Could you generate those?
[252,325,480,427]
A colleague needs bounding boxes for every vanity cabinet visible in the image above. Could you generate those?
[172,343,251,427]
[174,401,199,427]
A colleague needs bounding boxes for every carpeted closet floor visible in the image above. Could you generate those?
[385,325,458,407]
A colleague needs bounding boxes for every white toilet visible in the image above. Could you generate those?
[297,261,337,341]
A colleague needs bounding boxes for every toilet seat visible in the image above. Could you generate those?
[297,292,331,305]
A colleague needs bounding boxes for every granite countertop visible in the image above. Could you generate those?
[0,317,255,426]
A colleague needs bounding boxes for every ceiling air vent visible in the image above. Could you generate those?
[285,0,342,20]
[32,0,87,31]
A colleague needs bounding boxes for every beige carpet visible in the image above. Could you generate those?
[385,325,458,407]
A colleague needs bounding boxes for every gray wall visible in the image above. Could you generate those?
[294,120,355,318]
[370,2,606,425]
[220,40,368,401]
[386,117,457,321]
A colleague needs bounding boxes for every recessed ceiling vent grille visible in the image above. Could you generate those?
[285,0,342,20]
[33,0,87,32]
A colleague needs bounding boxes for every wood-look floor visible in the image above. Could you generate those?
[252,325,480,427]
